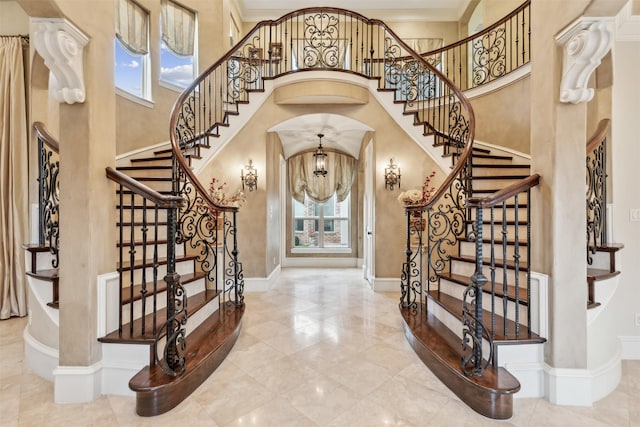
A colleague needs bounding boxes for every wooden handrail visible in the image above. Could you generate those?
[105,167,184,209]
[33,121,60,152]
[466,173,540,208]
[586,119,611,153]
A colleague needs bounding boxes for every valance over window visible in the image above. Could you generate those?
[288,151,356,204]
[161,0,196,56]
[115,0,149,55]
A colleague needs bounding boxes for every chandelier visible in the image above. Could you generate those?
[313,133,328,177]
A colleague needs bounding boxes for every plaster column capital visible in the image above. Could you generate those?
[556,17,613,104]
[32,18,89,104]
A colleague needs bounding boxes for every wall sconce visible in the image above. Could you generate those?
[384,158,401,190]
[241,159,258,191]
[313,133,328,177]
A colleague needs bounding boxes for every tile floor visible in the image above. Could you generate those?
[1,268,638,426]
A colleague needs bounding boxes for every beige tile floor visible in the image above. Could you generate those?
[1,268,638,426]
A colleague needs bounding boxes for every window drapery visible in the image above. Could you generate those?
[0,36,28,319]
[116,0,149,55]
[405,38,443,54]
[161,0,196,56]
[288,151,356,204]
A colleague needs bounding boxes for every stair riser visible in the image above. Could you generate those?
[116,168,172,178]
[31,251,56,271]
[459,241,528,263]
[467,223,529,241]
[121,180,173,192]
[471,167,531,177]
[471,179,531,192]
[121,259,197,285]
[438,279,529,327]
[119,243,185,262]
[469,206,529,222]
[130,158,173,167]
[119,224,168,241]
[450,259,528,285]
[118,208,169,223]
[121,278,206,323]
[470,156,515,165]
[587,250,615,272]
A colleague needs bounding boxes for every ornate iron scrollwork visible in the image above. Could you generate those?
[38,136,60,268]
[472,27,506,86]
[302,12,343,68]
[586,141,606,264]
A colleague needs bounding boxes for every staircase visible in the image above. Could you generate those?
[102,148,244,416]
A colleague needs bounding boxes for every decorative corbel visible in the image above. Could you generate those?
[32,18,89,104]
[556,17,613,104]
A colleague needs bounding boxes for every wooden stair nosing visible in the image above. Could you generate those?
[116,165,173,171]
[471,175,531,181]
[117,254,197,272]
[439,272,529,306]
[130,304,244,416]
[427,291,542,343]
[593,243,624,252]
[120,272,206,305]
[463,219,528,226]
[587,268,620,283]
[117,221,169,227]
[118,239,169,248]
[22,244,52,253]
[451,254,529,271]
[125,177,173,182]
[131,156,173,163]
[472,163,531,169]
[26,268,59,281]
[446,152,514,161]
[460,237,529,247]
[400,305,519,419]
[98,289,220,344]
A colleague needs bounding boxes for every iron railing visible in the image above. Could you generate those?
[34,122,60,269]
[421,0,530,91]
[586,119,610,264]
[463,174,540,374]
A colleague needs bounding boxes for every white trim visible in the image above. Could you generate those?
[620,336,640,359]
[23,326,58,382]
[473,139,532,163]
[159,78,187,93]
[115,140,170,161]
[370,277,399,292]
[544,344,621,405]
[96,271,120,337]
[53,362,102,403]
[116,87,155,108]
[530,271,549,339]
[291,247,352,254]
[282,257,358,268]
[356,258,364,269]
[463,64,531,100]
[244,265,281,292]
[616,1,640,42]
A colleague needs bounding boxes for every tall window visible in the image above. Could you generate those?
[293,193,350,249]
[160,0,197,89]
[115,0,150,100]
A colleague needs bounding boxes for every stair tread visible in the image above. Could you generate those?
[22,244,52,253]
[427,291,541,342]
[118,190,173,195]
[116,165,173,171]
[587,268,620,282]
[120,272,206,305]
[464,219,528,226]
[439,272,529,305]
[129,304,244,416]
[99,289,220,343]
[460,237,529,247]
[400,305,519,419]
[472,164,530,169]
[593,243,624,252]
[471,175,530,180]
[118,221,169,227]
[131,156,173,163]
[25,268,59,280]
[117,255,197,271]
[118,239,169,247]
[126,177,173,181]
[451,254,529,271]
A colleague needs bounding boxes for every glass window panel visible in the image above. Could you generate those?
[160,41,195,88]
[115,39,145,97]
[324,219,349,248]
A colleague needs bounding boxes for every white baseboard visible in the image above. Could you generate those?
[23,326,58,382]
[544,344,621,405]
[371,277,400,292]
[244,265,281,292]
[53,362,102,403]
[499,343,545,398]
[282,257,358,268]
[620,335,640,359]
[96,271,120,337]
[356,258,364,268]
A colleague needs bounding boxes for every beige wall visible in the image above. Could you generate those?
[482,0,524,27]
[116,0,226,155]
[0,1,30,34]
[470,74,531,153]
[198,84,443,279]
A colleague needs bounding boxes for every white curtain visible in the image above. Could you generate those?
[0,36,28,319]
[288,151,356,204]
[161,0,196,56]
[405,38,443,54]
[116,0,149,55]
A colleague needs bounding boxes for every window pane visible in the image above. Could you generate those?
[293,219,319,247]
[160,41,195,88]
[293,199,306,217]
[324,219,349,247]
[115,39,144,97]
